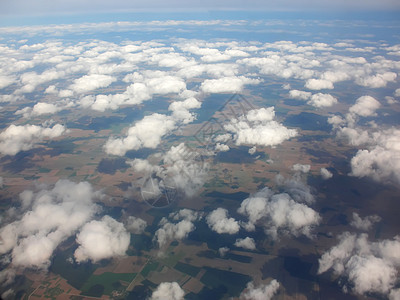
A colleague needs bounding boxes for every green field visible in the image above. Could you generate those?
[81,272,136,297]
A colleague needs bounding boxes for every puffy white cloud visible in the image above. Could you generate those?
[320,168,333,180]
[318,232,400,297]
[125,216,147,234]
[395,88,400,98]
[200,76,260,94]
[150,282,184,300]
[169,97,201,124]
[74,215,130,263]
[238,187,320,239]
[69,74,116,94]
[292,164,310,173]
[224,107,297,147]
[308,93,338,108]
[215,143,229,152]
[355,72,397,88]
[104,113,176,155]
[234,237,256,250]
[0,180,101,269]
[206,208,240,235]
[16,102,63,118]
[104,95,201,154]
[132,143,207,201]
[0,124,66,156]
[0,76,15,89]
[305,79,334,90]
[289,89,312,100]
[248,146,256,155]
[240,280,280,300]
[154,209,201,248]
[350,213,381,231]
[349,95,381,117]
[349,128,400,184]
[218,247,230,257]
[155,220,193,248]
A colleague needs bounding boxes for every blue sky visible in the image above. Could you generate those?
[2,0,400,17]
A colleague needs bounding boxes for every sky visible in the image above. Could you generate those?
[1,0,400,18]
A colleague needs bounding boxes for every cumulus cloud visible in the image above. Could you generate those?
[105,96,200,155]
[329,95,400,184]
[154,209,201,248]
[215,143,229,152]
[150,282,184,300]
[349,128,400,183]
[234,237,256,250]
[224,107,297,147]
[350,213,381,231]
[15,102,64,118]
[320,168,333,180]
[318,232,400,297]
[289,89,311,100]
[132,143,207,199]
[74,215,130,263]
[240,280,280,300]
[308,93,338,108]
[206,208,240,235]
[69,74,116,94]
[305,79,334,90]
[292,164,310,173]
[125,216,147,234]
[0,123,66,155]
[355,72,397,88]
[349,96,381,117]
[200,76,260,93]
[104,113,176,155]
[0,180,101,269]
[238,187,320,239]
[218,247,230,257]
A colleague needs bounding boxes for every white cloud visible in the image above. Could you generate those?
[349,128,400,184]
[15,102,63,118]
[0,180,101,269]
[206,208,240,235]
[218,247,230,257]
[318,232,400,297]
[69,74,116,94]
[200,76,260,94]
[355,72,397,88]
[308,93,338,108]
[234,237,256,250]
[349,95,381,117]
[155,220,194,248]
[224,107,297,147]
[0,124,66,155]
[240,280,280,300]
[350,213,381,231]
[154,209,201,248]
[292,164,310,173]
[104,113,176,155]
[125,216,147,234]
[238,187,320,239]
[395,88,400,98]
[74,215,130,263]
[0,76,14,89]
[215,143,229,152]
[248,146,256,155]
[289,89,311,100]
[150,282,184,300]
[320,168,333,180]
[305,79,334,90]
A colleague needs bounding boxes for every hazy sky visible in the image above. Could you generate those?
[1,0,400,17]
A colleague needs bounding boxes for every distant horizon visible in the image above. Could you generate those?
[1,9,399,27]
